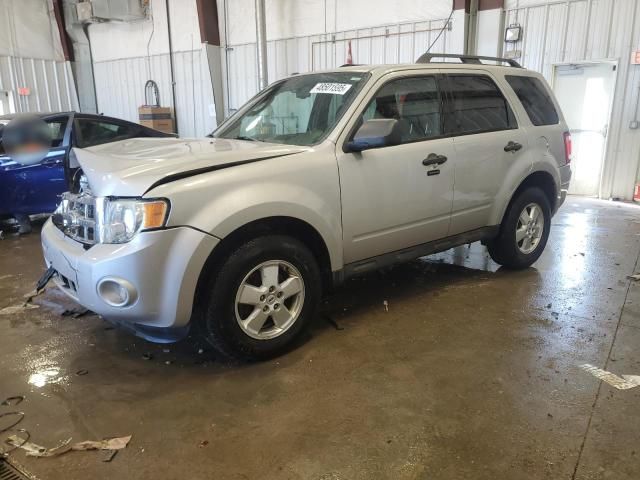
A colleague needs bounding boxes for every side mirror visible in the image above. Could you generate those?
[345,118,401,153]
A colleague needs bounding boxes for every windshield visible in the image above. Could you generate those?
[214,72,370,146]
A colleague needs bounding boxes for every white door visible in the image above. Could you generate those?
[337,74,455,264]
[552,62,617,196]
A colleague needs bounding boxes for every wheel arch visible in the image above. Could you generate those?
[497,170,558,229]
[194,216,335,304]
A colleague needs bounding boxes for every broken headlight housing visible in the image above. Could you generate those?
[101,198,169,244]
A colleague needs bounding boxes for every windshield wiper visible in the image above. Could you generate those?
[233,135,258,142]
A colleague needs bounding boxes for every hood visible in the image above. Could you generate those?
[74,137,310,197]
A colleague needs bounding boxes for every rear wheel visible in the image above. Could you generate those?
[488,187,551,269]
[195,235,321,361]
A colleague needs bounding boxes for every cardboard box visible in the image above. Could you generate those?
[138,106,175,134]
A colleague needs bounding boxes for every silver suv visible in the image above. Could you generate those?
[42,55,571,360]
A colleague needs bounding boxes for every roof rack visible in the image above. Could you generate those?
[416,53,522,68]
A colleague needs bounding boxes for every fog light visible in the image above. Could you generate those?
[97,277,138,307]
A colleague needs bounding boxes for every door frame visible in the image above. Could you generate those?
[550,58,619,199]
[0,91,12,115]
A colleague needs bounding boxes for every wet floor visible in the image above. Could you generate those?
[0,196,639,479]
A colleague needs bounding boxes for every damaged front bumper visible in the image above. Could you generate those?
[41,219,218,343]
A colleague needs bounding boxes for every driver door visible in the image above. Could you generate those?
[337,73,455,264]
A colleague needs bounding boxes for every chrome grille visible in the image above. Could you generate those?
[52,192,101,245]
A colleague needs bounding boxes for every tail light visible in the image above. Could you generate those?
[563,131,572,165]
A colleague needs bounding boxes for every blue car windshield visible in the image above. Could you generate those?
[214,72,370,146]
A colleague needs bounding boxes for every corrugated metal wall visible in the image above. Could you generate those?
[225,17,454,112]
[503,0,640,200]
[0,56,78,114]
[93,47,216,138]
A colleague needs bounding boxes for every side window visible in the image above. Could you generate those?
[505,75,559,126]
[444,75,517,135]
[45,117,69,148]
[76,120,138,148]
[356,76,442,144]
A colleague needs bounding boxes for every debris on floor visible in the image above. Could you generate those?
[22,289,43,304]
[34,267,55,293]
[61,309,92,319]
[0,304,39,316]
[1,396,24,407]
[628,273,640,281]
[323,314,344,331]
[579,364,640,390]
[0,276,54,315]
[0,412,25,432]
[5,435,132,458]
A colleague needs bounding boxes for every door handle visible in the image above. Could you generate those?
[504,141,523,152]
[42,159,63,168]
[422,153,448,166]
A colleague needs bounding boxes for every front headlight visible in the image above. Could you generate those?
[101,198,169,244]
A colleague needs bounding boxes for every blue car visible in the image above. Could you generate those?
[0,112,172,233]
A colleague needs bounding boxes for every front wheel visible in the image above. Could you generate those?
[487,187,551,269]
[195,235,321,361]
[15,214,32,235]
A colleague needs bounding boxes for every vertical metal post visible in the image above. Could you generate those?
[255,0,268,90]
[465,0,479,55]
[166,0,179,134]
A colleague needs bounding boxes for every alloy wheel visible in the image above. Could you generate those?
[515,202,544,254]
[234,260,305,340]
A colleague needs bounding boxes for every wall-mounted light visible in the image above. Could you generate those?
[505,24,522,43]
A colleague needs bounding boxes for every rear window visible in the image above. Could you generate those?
[76,119,138,148]
[444,75,517,136]
[505,75,559,126]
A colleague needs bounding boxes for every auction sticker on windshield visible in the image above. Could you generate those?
[310,83,352,95]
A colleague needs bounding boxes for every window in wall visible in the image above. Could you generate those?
[444,75,517,135]
[505,75,559,126]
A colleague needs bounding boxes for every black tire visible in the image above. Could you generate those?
[15,214,32,235]
[195,235,321,361]
[487,187,551,269]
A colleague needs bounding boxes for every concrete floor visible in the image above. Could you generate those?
[0,196,639,479]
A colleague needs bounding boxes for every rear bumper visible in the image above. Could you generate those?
[556,164,572,212]
[41,219,218,341]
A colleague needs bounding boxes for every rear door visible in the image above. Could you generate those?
[442,72,528,234]
[337,72,456,263]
